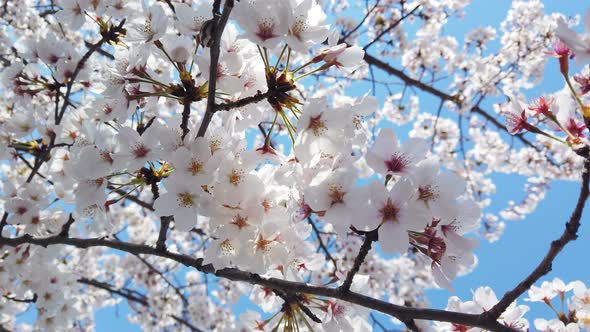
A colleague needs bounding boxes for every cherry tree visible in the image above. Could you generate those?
[0,0,589,331]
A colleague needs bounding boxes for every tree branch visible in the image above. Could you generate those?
[361,53,555,161]
[340,228,378,292]
[180,101,192,140]
[363,4,421,51]
[196,0,235,138]
[216,90,271,112]
[307,217,338,270]
[484,148,590,320]
[0,232,514,331]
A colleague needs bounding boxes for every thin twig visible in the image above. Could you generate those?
[306,217,338,270]
[363,4,421,50]
[484,148,590,320]
[216,90,271,112]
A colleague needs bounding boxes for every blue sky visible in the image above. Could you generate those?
[15,1,589,330]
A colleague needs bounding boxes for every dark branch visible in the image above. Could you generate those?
[361,53,552,160]
[340,228,378,292]
[196,0,235,138]
[180,101,192,140]
[363,4,422,50]
[484,148,590,320]
[307,217,338,271]
[216,90,271,112]
[0,232,514,331]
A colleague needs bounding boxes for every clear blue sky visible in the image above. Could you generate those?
[15,1,588,330]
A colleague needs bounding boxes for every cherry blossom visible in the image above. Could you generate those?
[0,1,588,331]
[366,127,428,178]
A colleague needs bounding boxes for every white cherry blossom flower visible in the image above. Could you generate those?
[234,0,292,49]
[286,0,330,52]
[356,180,430,255]
[366,127,428,178]
[114,126,162,171]
[154,176,203,232]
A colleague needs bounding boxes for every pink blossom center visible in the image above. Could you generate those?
[16,206,28,215]
[379,198,400,223]
[384,152,409,173]
[132,144,150,159]
[256,20,276,41]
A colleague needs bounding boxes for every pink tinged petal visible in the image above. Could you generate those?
[336,47,364,68]
[389,179,415,204]
[153,193,177,216]
[174,209,197,232]
[414,158,439,185]
[170,147,191,170]
[473,287,499,311]
[401,137,428,163]
[403,203,431,231]
[305,186,332,212]
[117,126,140,144]
[378,220,409,255]
[443,229,479,253]
[432,263,454,292]
[373,127,399,157]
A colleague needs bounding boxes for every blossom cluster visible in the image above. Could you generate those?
[0,0,588,331]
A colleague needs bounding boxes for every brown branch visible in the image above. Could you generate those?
[196,0,235,138]
[107,185,155,211]
[306,217,338,270]
[156,216,172,251]
[78,277,148,306]
[484,148,590,320]
[84,40,114,60]
[340,0,382,42]
[3,294,37,303]
[180,101,192,140]
[0,233,514,331]
[216,90,271,112]
[340,228,378,292]
[363,4,422,51]
[79,277,201,331]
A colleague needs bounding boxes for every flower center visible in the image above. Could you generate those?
[328,184,345,206]
[177,192,196,208]
[256,19,276,41]
[379,198,400,223]
[418,185,438,202]
[308,114,326,136]
[219,239,236,256]
[132,143,150,159]
[384,152,409,173]
[188,159,204,175]
[230,214,249,230]
[228,169,243,186]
